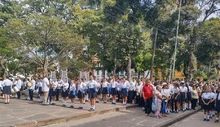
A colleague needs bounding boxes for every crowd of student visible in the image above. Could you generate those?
[0,74,220,123]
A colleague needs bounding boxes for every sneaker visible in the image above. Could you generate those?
[85,100,89,102]
[96,101,99,103]
[69,105,74,108]
[104,101,107,104]
[62,104,66,107]
[203,119,206,121]
[214,120,219,123]
[78,107,83,109]
[206,119,210,121]
[89,108,93,111]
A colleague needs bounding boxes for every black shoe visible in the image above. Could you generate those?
[214,120,219,123]
[210,116,212,119]
[96,101,99,103]
[206,119,210,121]
[85,100,89,102]
[203,119,206,121]
[62,104,66,107]
[78,107,83,109]
[69,105,74,108]
[89,108,93,111]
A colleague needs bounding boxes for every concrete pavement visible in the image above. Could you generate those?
[45,107,202,127]
[0,96,136,127]
[0,95,202,127]
[169,111,220,127]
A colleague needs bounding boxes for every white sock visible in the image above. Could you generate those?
[207,115,210,119]
[185,103,188,109]
[71,103,74,106]
[80,104,83,107]
[83,100,85,103]
[189,104,191,109]
[8,99,10,102]
[90,105,93,109]
[93,105,95,109]
[216,118,219,120]
[96,99,99,101]
[86,95,88,100]
[63,101,66,105]
[184,104,187,110]
[204,115,206,119]
[5,100,7,103]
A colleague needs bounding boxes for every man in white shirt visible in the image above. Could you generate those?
[42,74,50,105]
[16,76,22,99]
[29,77,36,101]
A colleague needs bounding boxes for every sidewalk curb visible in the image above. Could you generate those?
[14,105,138,127]
[154,108,202,127]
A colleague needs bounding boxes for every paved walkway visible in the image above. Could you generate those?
[0,95,201,127]
[0,96,135,127]
[169,111,220,127]
[45,107,201,127]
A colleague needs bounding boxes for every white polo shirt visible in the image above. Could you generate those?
[42,77,50,92]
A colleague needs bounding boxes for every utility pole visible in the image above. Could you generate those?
[172,0,182,80]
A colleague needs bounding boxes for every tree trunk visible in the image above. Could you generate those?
[127,54,132,81]
[138,71,141,79]
[150,27,158,80]
[43,61,48,76]
[189,51,193,81]
[102,68,105,79]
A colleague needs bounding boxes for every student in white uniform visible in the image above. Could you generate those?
[128,78,136,104]
[209,88,216,118]
[56,77,63,101]
[117,78,123,103]
[29,77,36,101]
[50,79,58,105]
[102,78,110,103]
[110,77,118,104]
[2,76,13,104]
[215,87,220,122]
[37,77,44,103]
[179,82,187,111]
[16,76,22,99]
[202,87,213,121]
[121,77,130,105]
[87,75,100,111]
[135,80,142,105]
[68,80,76,108]
[77,78,86,109]
[185,83,192,110]
[61,78,69,107]
[161,83,170,117]
[42,75,50,105]
[172,83,180,113]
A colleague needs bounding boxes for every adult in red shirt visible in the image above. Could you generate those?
[142,79,154,116]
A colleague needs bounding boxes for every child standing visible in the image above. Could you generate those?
[202,87,212,121]
[215,87,220,122]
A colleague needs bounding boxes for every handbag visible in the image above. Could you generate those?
[152,97,158,112]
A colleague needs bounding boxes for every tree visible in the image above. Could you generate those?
[6,14,84,75]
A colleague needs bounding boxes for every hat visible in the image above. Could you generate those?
[162,82,168,86]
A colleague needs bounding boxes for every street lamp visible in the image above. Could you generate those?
[172,0,182,80]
